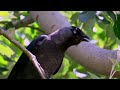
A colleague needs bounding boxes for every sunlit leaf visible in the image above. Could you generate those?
[114,62,120,71]
[33,22,39,28]
[0,52,13,62]
[96,17,106,29]
[62,58,70,75]
[0,56,8,66]
[51,73,62,79]
[0,11,9,17]
[0,67,8,74]
[20,11,28,16]
[0,43,14,57]
[3,55,13,62]
[114,66,120,71]
[67,71,78,79]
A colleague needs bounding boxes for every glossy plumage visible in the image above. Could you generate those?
[7,26,89,79]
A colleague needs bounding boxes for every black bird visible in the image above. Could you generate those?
[7,26,90,79]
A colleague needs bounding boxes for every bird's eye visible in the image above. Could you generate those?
[72,27,79,35]
[70,26,80,35]
[73,30,77,34]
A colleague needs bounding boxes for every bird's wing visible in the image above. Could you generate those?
[53,58,63,75]
[7,35,48,79]
[7,53,28,79]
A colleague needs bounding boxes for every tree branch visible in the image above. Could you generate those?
[1,15,34,30]
[4,11,120,77]
[13,15,34,29]
[0,27,46,79]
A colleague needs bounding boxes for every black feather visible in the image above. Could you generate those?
[7,26,89,79]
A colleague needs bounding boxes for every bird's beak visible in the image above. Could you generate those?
[82,37,90,42]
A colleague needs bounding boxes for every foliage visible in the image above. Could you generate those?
[0,11,40,78]
[0,11,120,79]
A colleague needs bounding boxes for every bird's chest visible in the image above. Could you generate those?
[34,40,64,78]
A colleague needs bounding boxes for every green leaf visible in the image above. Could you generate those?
[0,11,9,17]
[0,43,14,57]
[70,12,79,24]
[107,11,116,21]
[0,53,13,62]
[62,58,70,75]
[67,71,78,79]
[79,11,96,22]
[104,24,117,49]
[21,11,28,16]
[114,62,120,71]
[3,55,13,62]
[82,18,95,30]
[96,16,106,29]
[87,72,100,79]
[0,67,8,74]
[113,14,120,40]
[102,18,110,24]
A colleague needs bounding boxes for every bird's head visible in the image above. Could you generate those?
[50,26,90,50]
[69,26,90,44]
[58,26,90,44]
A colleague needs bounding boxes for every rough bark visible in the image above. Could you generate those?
[29,11,120,77]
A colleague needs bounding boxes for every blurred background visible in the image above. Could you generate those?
[0,11,119,79]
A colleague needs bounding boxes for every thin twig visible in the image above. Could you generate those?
[109,59,120,79]
[110,70,116,79]
[109,64,116,79]
[0,27,46,79]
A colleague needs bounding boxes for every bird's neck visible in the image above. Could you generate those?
[50,30,74,51]
[50,32,64,45]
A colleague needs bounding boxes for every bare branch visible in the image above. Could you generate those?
[13,15,34,29]
[0,15,34,30]
[0,27,46,79]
